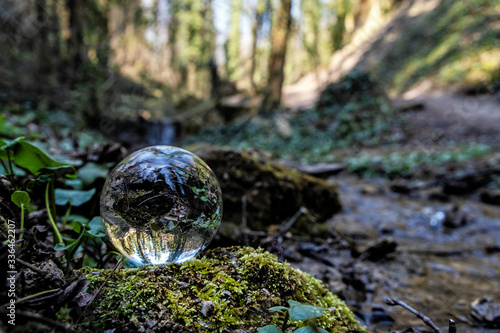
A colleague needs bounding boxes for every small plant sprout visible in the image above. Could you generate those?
[258,300,331,333]
[1,136,125,269]
[11,190,32,241]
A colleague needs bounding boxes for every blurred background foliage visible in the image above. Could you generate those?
[0,0,498,165]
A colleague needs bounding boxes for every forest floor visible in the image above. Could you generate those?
[2,86,499,332]
[279,77,500,332]
[277,172,500,333]
[284,76,500,145]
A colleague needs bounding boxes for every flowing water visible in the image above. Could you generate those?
[291,176,500,332]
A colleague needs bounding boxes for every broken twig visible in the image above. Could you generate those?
[448,319,456,333]
[76,256,123,323]
[385,297,443,333]
[278,206,307,235]
[16,258,46,274]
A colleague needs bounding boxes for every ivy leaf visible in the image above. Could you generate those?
[69,217,106,238]
[68,221,83,233]
[269,306,289,312]
[54,232,84,252]
[257,325,283,333]
[67,215,89,224]
[86,217,106,238]
[40,165,77,178]
[78,162,109,186]
[0,137,76,177]
[11,190,30,209]
[0,137,24,158]
[55,188,96,207]
[287,300,325,321]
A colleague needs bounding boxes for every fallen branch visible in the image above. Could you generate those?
[385,297,442,333]
[76,256,123,323]
[16,258,46,274]
[278,207,307,235]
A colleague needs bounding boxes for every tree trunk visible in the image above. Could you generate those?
[249,0,266,95]
[36,0,51,76]
[354,0,372,31]
[209,59,220,100]
[49,0,61,60]
[302,0,321,83]
[331,0,349,51]
[226,0,242,80]
[187,57,196,93]
[66,0,86,88]
[199,0,216,97]
[168,0,182,88]
[262,0,292,110]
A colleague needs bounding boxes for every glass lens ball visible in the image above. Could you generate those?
[100,146,222,265]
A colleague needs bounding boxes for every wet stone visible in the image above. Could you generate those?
[470,297,500,327]
[480,189,500,206]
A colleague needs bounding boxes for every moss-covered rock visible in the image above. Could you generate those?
[76,247,363,333]
[193,147,342,231]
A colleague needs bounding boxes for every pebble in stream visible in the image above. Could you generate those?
[100,146,223,265]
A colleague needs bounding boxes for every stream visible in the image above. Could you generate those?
[282,176,500,333]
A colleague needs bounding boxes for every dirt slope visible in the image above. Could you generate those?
[282,0,500,109]
[282,0,500,145]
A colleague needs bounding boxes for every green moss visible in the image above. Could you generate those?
[77,247,363,332]
[193,147,342,231]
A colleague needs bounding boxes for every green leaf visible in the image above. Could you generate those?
[294,326,328,333]
[257,325,283,333]
[67,214,89,224]
[55,188,96,207]
[287,300,325,321]
[54,232,84,252]
[269,306,289,312]
[40,165,77,178]
[78,162,109,186]
[11,191,30,209]
[190,186,206,195]
[166,220,176,231]
[0,137,23,158]
[69,221,83,233]
[65,178,83,190]
[86,217,106,238]
[68,217,106,239]
[0,138,76,177]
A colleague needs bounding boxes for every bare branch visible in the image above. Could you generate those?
[385,297,443,333]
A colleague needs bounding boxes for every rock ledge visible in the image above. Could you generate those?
[76,247,363,332]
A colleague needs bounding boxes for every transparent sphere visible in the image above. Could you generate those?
[100,146,223,265]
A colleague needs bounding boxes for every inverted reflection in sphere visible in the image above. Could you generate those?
[100,146,222,265]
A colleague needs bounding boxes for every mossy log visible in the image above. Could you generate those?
[76,247,363,333]
[193,147,342,231]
